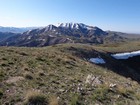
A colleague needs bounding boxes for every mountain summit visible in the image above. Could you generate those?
[58,23,94,30]
[22,23,107,36]
[0,23,126,47]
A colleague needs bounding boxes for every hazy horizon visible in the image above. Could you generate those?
[0,0,140,33]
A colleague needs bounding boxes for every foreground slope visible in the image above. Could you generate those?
[0,43,140,105]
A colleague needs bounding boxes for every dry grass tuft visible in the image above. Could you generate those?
[49,95,59,105]
[24,90,48,105]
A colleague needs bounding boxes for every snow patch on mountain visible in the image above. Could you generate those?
[44,25,57,32]
[112,50,140,59]
[89,57,106,64]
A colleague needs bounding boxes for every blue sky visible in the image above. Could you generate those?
[0,0,140,33]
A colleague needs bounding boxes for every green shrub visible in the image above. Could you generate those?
[92,85,110,102]
[0,89,3,99]
[24,72,33,80]
[70,94,83,105]
[0,71,4,81]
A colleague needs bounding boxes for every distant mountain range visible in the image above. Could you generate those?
[0,26,37,33]
[0,23,139,47]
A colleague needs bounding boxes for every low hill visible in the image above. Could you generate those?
[107,31,140,39]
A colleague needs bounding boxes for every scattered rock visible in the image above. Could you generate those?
[125,82,132,87]
[59,89,65,92]
[117,95,121,98]
[77,86,83,92]
[109,83,117,88]
[5,86,17,96]
[85,74,103,86]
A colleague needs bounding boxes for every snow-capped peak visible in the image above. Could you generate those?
[44,24,57,32]
[58,23,79,29]
[58,23,94,30]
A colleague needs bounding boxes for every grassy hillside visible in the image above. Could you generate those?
[0,42,140,105]
[94,40,140,53]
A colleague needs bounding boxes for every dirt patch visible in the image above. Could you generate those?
[5,76,24,84]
